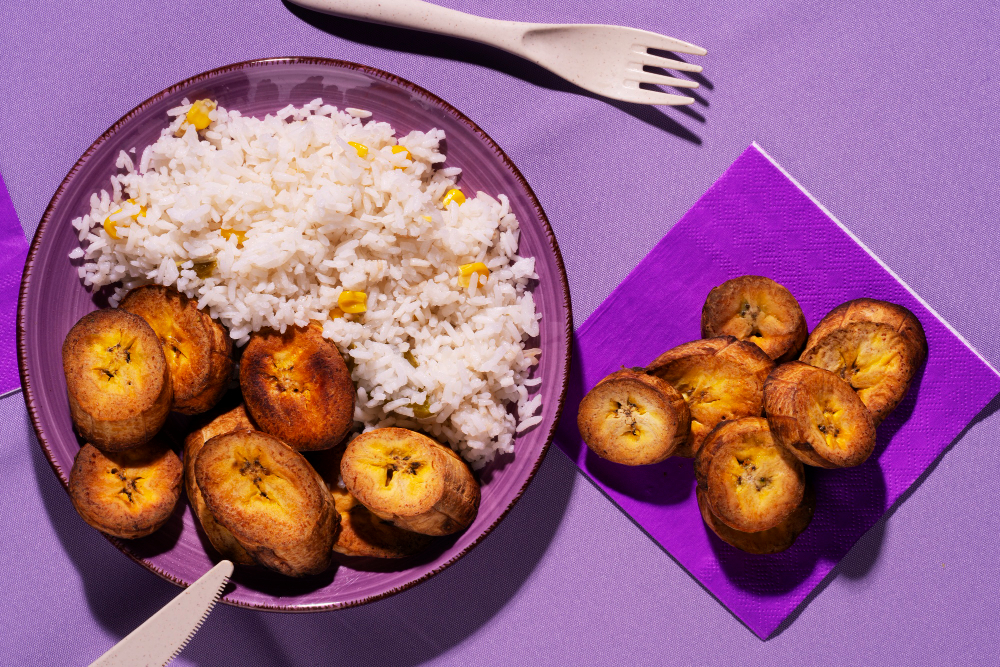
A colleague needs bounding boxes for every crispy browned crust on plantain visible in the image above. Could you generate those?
[577,369,690,466]
[701,275,808,362]
[646,337,774,458]
[763,362,876,468]
[695,417,804,533]
[195,431,338,576]
[341,428,480,536]
[68,438,182,539]
[183,405,256,565]
[62,309,172,451]
[799,321,917,425]
[804,298,927,368]
[120,285,233,415]
[312,446,433,559]
[697,483,815,555]
[240,325,355,451]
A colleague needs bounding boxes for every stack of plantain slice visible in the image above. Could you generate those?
[63,307,183,540]
[311,445,434,560]
[61,286,482,577]
[62,286,236,544]
[576,276,927,554]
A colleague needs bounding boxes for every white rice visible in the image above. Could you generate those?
[70,98,542,468]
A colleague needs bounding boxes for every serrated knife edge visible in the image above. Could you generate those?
[89,560,234,667]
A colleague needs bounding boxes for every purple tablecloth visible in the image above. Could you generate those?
[2,0,999,664]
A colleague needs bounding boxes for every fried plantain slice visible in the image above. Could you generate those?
[799,321,917,425]
[701,275,808,362]
[341,428,480,536]
[312,447,433,559]
[804,298,927,368]
[195,431,338,576]
[576,369,690,466]
[68,438,182,539]
[647,337,775,458]
[764,362,876,468]
[240,325,355,451]
[183,405,256,565]
[120,285,233,415]
[62,309,172,451]
[695,417,804,533]
[697,483,815,555]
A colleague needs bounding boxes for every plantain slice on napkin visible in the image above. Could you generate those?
[694,417,805,533]
[701,275,808,362]
[800,299,927,425]
[577,368,690,465]
[764,362,876,468]
[647,337,774,458]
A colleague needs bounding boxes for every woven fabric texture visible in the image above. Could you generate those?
[1,0,999,663]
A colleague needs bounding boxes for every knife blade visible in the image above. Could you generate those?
[89,560,234,667]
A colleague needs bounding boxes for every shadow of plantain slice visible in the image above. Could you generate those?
[584,444,696,505]
[707,462,887,598]
[769,391,1000,639]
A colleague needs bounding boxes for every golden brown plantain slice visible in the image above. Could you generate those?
[120,285,233,415]
[697,483,815,555]
[68,438,182,539]
[695,417,804,533]
[195,431,338,576]
[804,298,927,368]
[312,447,433,559]
[764,362,876,468]
[576,369,690,466]
[183,405,256,565]
[647,337,775,458]
[701,275,808,362]
[799,321,917,425]
[62,309,172,451]
[240,325,355,451]
[341,428,480,536]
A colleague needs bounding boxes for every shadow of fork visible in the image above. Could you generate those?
[282,1,713,145]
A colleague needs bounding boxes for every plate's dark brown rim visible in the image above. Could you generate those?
[16,56,573,612]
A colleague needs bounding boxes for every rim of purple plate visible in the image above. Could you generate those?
[16,56,574,612]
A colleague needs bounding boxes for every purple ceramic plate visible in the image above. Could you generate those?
[17,57,572,610]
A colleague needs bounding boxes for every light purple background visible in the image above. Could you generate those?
[2,0,1000,664]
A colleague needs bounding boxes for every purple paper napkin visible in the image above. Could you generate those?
[0,171,27,396]
[555,143,1000,638]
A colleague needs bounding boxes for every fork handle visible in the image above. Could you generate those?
[289,0,532,54]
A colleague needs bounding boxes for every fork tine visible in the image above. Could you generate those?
[615,87,696,106]
[632,50,703,73]
[628,70,699,89]
[641,34,708,57]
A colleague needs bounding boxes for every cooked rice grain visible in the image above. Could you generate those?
[72,99,541,467]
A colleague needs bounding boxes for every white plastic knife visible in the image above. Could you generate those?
[89,560,234,667]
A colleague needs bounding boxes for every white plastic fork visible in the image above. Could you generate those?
[287,0,707,105]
